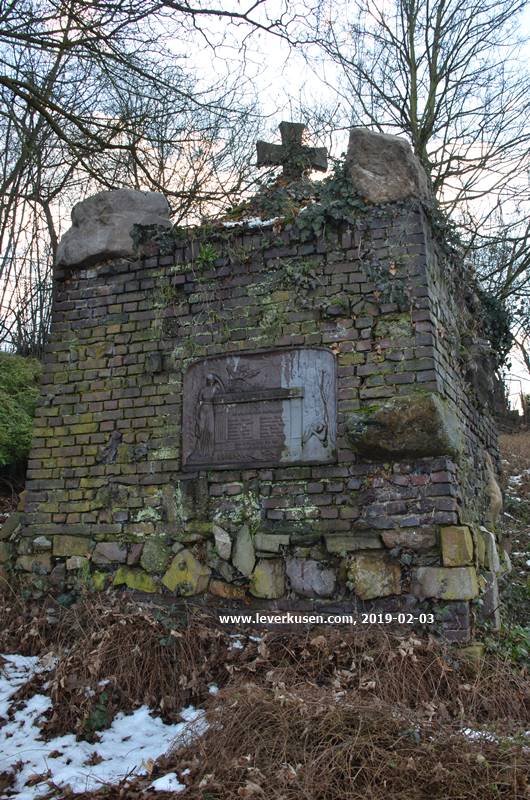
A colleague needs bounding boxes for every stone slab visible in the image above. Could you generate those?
[182,348,336,469]
[286,558,336,597]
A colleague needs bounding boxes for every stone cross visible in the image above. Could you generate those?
[256,121,328,180]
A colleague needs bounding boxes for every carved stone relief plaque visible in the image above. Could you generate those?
[182,348,336,470]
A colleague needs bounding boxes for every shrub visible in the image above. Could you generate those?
[0,352,42,467]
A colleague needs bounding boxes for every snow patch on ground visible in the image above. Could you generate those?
[150,772,186,792]
[0,654,206,798]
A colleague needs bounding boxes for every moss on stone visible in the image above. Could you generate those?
[346,392,463,459]
[140,537,171,573]
[113,566,158,593]
[53,535,92,557]
[346,553,401,600]
[162,549,211,595]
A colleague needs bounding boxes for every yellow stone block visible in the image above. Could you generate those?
[162,550,210,595]
[347,553,401,600]
[441,525,474,566]
[113,566,157,593]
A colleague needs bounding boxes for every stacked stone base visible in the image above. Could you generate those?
[3,503,505,641]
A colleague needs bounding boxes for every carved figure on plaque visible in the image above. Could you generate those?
[194,373,225,459]
[302,370,331,448]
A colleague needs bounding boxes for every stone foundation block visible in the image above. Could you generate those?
[286,558,336,598]
[92,541,127,565]
[209,579,246,600]
[16,554,51,573]
[347,553,401,600]
[114,566,158,593]
[213,525,232,560]
[382,528,437,551]
[66,555,88,570]
[412,566,479,600]
[233,525,255,577]
[140,538,171,573]
[346,393,462,459]
[250,559,285,598]
[254,533,290,553]
[479,527,501,572]
[53,535,92,557]
[440,525,474,566]
[324,532,381,553]
[162,550,211,595]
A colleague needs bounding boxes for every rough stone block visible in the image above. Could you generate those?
[213,524,232,560]
[16,554,51,573]
[346,553,401,600]
[412,566,479,600]
[92,541,128,565]
[440,525,474,566]
[479,527,501,572]
[485,452,503,525]
[127,543,144,565]
[209,579,246,600]
[162,550,211,595]
[232,525,255,577]
[324,532,382,553]
[140,538,171,573]
[286,558,336,597]
[33,536,52,551]
[254,533,290,553]
[345,128,432,204]
[250,559,285,598]
[114,566,158,593]
[346,393,462,459]
[53,535,92,557]
[56,189,171,268]
[381,528,437,551]
[66,555,88,570]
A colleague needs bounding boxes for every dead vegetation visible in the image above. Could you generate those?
[1,591,529,799]
[158,684,528,800]
[1,591,528,741]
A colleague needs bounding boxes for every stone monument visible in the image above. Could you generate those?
[5,122,506,641]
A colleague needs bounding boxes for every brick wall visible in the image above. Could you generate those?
[12,197,503,640]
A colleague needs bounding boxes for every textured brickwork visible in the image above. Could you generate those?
[12,197,504,640]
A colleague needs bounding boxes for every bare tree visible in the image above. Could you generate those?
[0,0,300,354]
[297,0,530,366]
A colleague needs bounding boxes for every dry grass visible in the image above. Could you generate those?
[1,595,529,799]
[219,629,529,730]
[44,603,228,738]
[1,592,528,739]
[161,684,529,800]
[499,431,530,489]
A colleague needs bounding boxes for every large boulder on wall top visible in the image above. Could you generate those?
[345,128,432,204]
[56,188,171,269]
